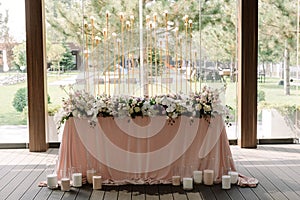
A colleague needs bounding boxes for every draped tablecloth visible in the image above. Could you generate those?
[56,115,236,185]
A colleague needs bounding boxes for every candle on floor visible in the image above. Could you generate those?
[172,175,181,186]
[72,173,82,187]
[87,169,96,184]
[193,171,202,184]
[47,174,58,189]
[60,178,70,191]
[229,171,239,184]
[203,169,214,186]
[182,177,193,190]
[222,175,231,189]
[93,176,102,190]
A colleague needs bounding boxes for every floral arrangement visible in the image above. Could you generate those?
[54,85,232,130]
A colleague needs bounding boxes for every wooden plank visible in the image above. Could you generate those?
[235,187,258,200]
[0,149,27,178]
[89,189,105,200]
[158,184,173,200]
[225,185,246,200]
[76,184,92,200]
[0,151,39,199]
[210,185,231,200]
[195,184,216,200]
[61,188,79,200]
[33,187,52,200]
[251,146,299,199]
[131,185,145,200]
[171,185,188,200]
[145,184,159,200]
[33,150,60,200]
[238,148,289,200]
[230,146,273,200]
[5,151,52,200]
[1,146,300,200]
[117,185,131,200]
[47,190,64,200]
[268,145,300,179]
[185,185,203,200]
[102,185,118,200]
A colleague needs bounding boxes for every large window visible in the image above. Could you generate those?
[257,1,300,140]
[0,0,28,144]
[44,0,238,141]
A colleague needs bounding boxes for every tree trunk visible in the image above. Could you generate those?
[284,46,290,95]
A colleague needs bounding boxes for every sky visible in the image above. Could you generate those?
[0,0,26,42]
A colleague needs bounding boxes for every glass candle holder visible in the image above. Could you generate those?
[71,166,82,187]
[60,169,71,191]
[87,168,96,184]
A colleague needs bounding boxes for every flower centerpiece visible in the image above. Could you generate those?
[55,84,232,130]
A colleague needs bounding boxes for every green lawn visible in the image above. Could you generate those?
[0,73,72,125]
[0,73,299,125]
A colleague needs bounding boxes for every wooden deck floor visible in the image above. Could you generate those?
[0,144,300,200]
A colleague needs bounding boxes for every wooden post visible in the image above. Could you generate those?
[25,0,48,152]
[237,0,258,148]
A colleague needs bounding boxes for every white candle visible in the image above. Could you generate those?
[172,175,181,186]
[93,176,102,190]
[229,171,239,184]
[60,178,70,191]
[47,174,58,189]
[182,177,193,190]
[193,171,202,184]
[203,170,214,185]
[87,169,96,184]
[222,175,231,189]
[72,173,82,187]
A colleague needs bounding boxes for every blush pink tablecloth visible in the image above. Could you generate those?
[56,115,236,185]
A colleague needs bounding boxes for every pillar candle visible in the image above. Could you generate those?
[203,170,214,185]
[93,176,102,190]
[182,177,193,190]
[193,171,202,184]
[229,171,239,184]
[60,178,70,191]
[87,169,96,184]
[222,175,231,189]
[72,173,82,187]
[47,174,58,189]
[172,175,181,186]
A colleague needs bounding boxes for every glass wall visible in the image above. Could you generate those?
[0,0,28,144]
[44,0,238,141]
[200,1,238,139]
[257,1,300,140]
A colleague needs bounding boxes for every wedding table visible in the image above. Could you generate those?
[56,115,236,185]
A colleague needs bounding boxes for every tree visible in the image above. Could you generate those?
[47,43,66,74]
[12,42,26,72]
[60,43,75,71]
[259,0,297,95]
[0,6,15,70]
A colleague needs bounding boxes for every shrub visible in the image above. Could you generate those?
[12,88,27,112]
[12,88,52,113]
[257,90,266,102]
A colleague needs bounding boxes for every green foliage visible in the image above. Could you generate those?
[257,90,266,102]
[12,42,27,71]
[0,9,10,43]
[147,48,163,76]
[258,0,297,64]
[60,43,75,71]
[12,88,27,112]
[12,87,52,113]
